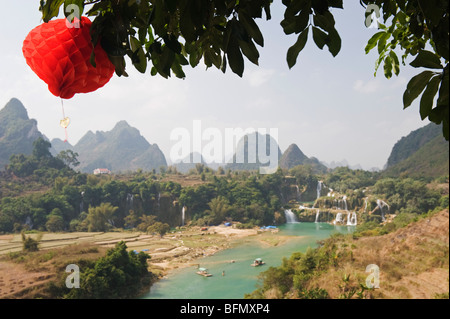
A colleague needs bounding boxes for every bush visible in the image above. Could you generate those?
[65,241,151,299]
[21,232,40,252]
[298,287,329,299]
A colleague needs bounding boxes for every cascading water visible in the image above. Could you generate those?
[342,195,348,211]
[127,193,134,210]
[316,181,323,200]
[376,199,390,221]
[157,192,161,207]
[80,191,84,213]
[334,212,343,225]
[181,206,186,226]
[284,209,299,223]
[295,185,301,201]
[315,209,320,223]
[347,212,357,226]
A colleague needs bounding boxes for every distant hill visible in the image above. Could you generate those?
[321,159,366,171]
[73,121,167,173]
[225,132,282,173]
[0,98,44,169]
[386,123,442,168]
[279,144,308,169]
[49,137,74,156]
[383,123,449,178]
[279,143,328,173]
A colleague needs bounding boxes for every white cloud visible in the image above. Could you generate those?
[245,68,275,87]
[352,79,381,94]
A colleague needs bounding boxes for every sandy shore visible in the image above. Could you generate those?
[145,225,263,277]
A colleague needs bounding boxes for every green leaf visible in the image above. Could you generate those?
[389,51,400,76]
[410,50,443,69]
[312,26,327,49]
[384,55,393,79]
[365,32,385,54]
[377,32,391,55]
[204,48,222,69]
[239,11,264,47]
[227,38,244,77]
[419,75,441,120]
[313,12,335,31]
[129,37,147,73]
[238,39,260,66]
[64,0,84,21]
[171,60,186,79]
[436,68,449,108]
[221,55,227,73]
[327,28,341,57]
[40,0,65,22]
[287,28,309,69]
[403,71,436,109]
[163,35,182,54]
[281,9,310,35]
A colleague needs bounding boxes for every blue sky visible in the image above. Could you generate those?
[0,1,429,170]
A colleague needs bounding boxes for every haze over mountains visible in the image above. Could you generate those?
[0,98,44,169]
[51,120,167,173]
[383,122,449,178]
[1,98,448,177]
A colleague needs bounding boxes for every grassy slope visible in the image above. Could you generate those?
[383,135,449,179]
[307,209,449,298]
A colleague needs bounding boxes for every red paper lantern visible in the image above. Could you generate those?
[22,17,115,99]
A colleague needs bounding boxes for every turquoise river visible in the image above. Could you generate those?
[141,222,354,299]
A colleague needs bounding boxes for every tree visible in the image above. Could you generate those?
[66,241,150,298]
[85,202,118,232]
[56,150,80,168]
[21,231,42,252]
[32,137,52,160]
[205,196,230,225]
[46,214,65,232]
[137,214,157,232]
[146,221,170,237]
[39,0,448,139]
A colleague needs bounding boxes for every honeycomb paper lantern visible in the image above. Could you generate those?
[22,17,115,99]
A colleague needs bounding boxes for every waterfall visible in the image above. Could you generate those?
[347,212,357,226]
[334,212,343,225]
[316,181,323,200]
[315,209,320,223]
[127,193,134,210]
[25,216,33,229]
[295,185,301,201]
[376,199,390,221]
[80,191,85,213]
[284,209,299,223]
[364,197,368,212]
[343,195,348,211]
[181,206,186,226]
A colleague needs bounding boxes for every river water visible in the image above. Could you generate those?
[142,222,353,299]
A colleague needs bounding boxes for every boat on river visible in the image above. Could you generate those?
[250,258,265,267]
[196,267,212,277]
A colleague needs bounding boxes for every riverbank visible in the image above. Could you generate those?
[144,225,271,278]
[142,222,345,299]
[0,225,271,298]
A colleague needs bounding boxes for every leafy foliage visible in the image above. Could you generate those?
[65,241,150,298]
[246,241,338,298]
[21,231,42,252]
[38,1,448,140]
[362,0,449,140]
[7,137,74,181]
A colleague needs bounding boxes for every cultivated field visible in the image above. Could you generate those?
[0,225,262,298]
